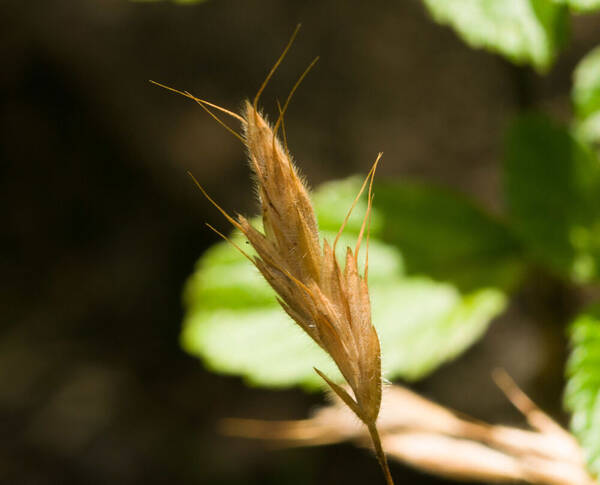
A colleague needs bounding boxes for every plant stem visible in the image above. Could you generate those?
[367,422,394,485]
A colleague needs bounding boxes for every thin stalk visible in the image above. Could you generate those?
[367,422,394,485]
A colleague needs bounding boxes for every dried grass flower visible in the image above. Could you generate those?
[152,25,394,485]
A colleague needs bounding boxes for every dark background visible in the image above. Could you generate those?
[2,1,600,483]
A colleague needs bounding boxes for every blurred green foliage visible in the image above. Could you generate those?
[554,0,600,12]
[182,179,509,389]
[505,114,600,283]
[314,177,524,292]
[421,0,568,71]
[367,181,524,292]
[574,46,600,147]
[565,306,600,478]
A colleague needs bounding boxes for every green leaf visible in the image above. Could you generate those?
[553,0,600,13]
[565,305,600,478]
[373,181,523,292]
[573,46,600,146]
[504,114,600,283]
[182,176,518,389]
[421,0,568,71]
[314,178,524,292]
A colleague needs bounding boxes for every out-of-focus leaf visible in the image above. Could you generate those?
[375,181,523,292]
[504,115,600,283]
[576,113,600,148]
[553,0,600,12]
[421,0,568,71]
[182,176,517,389]
[573,46,600,146]
[314,178,524,292]
[565,305,600,478]
[372,279,504,381]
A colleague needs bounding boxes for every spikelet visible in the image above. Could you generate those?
[152,26,394,485]
[241,100,383,423]
[237,103,391,484]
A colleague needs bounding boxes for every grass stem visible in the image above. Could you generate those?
[368,422,394,485]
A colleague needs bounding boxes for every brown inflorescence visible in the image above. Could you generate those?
[152,26,394,484]
[240,101,383,428]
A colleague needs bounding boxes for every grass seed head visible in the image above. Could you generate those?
[152,25,394,483]
[239,102,383,427]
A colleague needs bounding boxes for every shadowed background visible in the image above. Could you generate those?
[2,0,600,483]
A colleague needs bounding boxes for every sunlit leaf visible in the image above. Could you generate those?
[421,0,568,71]
[182,177,518,389]
[504,115,600,283]
[553,0,600,12]
[573,46,600,147]
[565,305,600,478]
